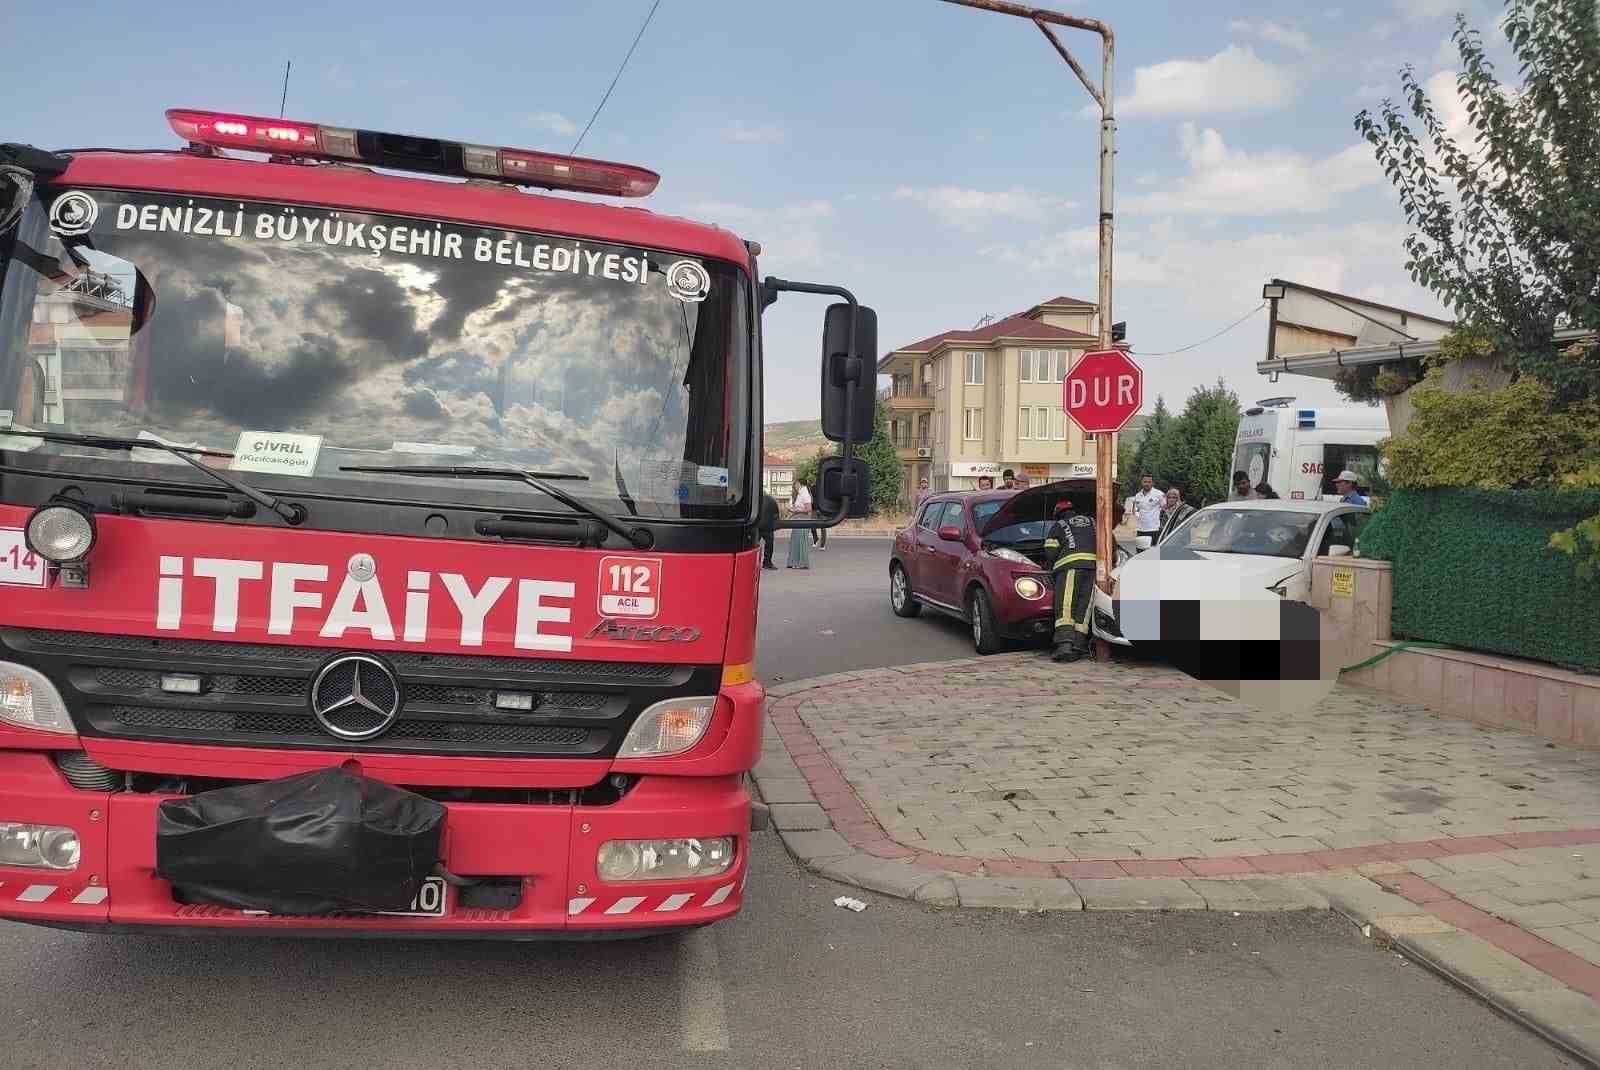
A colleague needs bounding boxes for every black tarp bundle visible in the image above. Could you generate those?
[156,767,445,915]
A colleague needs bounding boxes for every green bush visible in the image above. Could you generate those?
[1383,373,1600,490]
[1358,487,1600,669]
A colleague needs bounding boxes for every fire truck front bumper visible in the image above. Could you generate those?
[0,751,751,939]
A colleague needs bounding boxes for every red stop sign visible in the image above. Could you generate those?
[1063,349,1142,434]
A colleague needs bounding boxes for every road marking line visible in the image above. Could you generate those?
[703,883,734,907]
[604,895,646,915]
[567,897,595,915]
[677,927,731,1052]
[71,887,108,905]
[17,885,55,903]
[655,893,693,912]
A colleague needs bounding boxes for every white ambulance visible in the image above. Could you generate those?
[1230,397,1387,502]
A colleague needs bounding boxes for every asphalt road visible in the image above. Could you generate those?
[0,536,1573,1068]
[1,834,1569,1069]
[756,533,980,683]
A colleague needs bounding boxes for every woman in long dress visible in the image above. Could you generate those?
[787,483,813,569]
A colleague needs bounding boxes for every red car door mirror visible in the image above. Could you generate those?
[937,524,962,542]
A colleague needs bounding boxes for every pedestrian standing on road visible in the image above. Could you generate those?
[759,492,780,570]
[787,483,813,569]
[1231,470,1263,501]
[1001,469,1017,490]
[1130,474,1165,547]
[1044,498,1097,662]
[1157,487,1195,544]
[807,482,828,550]
[914,477,931,509]
[976,475,995,491]
[1333,469,1369,506]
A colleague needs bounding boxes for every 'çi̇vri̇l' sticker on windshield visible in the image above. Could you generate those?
[80,194,709,297]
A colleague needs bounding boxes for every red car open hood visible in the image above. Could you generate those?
[976,478,1099,538]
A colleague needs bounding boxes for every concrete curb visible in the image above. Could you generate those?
[1314,885,1600,1068]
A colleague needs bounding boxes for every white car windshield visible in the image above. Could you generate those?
[1162,507,1319,559]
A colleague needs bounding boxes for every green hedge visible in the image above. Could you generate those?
[1358,488,1600,670]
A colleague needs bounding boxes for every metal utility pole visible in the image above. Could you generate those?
[936,0,1118,628]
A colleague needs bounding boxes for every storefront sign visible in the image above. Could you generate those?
[949,461,1003,477]
[1331,567,1355,597]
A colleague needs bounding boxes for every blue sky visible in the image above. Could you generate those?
[9,0,1501,420]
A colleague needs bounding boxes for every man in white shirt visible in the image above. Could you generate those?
[1130,474,1165,546]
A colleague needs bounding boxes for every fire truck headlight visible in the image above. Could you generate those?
[25,500,96,564]
[618,697,716,758]
[0,822,80,869]
[0,662,75,734]
[596,837,735,882]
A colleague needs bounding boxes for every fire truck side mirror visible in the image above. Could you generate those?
[815,456,870,519]
[820,303,877,445]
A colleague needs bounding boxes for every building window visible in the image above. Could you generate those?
[1018,406,1032,440]
[1019,350,1034,383]
[964,407,983,441]
[1034,407,1050,439]
[964,351,984,385]
[1051,409,1067,441]
[936,356,947,389]
[1058,350,1074,382]
[1084,432,1097,443]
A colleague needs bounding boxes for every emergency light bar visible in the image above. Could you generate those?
[165,108,660,198]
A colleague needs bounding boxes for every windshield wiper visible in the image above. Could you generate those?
[0,429,305,524]
[339,464,651,549]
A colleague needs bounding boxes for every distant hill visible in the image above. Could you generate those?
[764,419,828,462]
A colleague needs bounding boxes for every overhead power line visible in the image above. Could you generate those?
[571,0,663,154]
[1131,303,1266,357]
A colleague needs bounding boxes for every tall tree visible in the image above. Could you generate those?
[856,400,904,514]
[1354,0,1600,402]
[1169,380,1241,506]
[1355,0,1600,570]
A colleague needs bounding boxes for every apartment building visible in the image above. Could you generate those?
[879,295,1116,497]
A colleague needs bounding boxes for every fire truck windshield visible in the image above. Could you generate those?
[0,186,751,521]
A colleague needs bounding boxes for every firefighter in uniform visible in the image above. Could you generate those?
[1043,498,1097,662]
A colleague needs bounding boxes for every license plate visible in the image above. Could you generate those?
[376,876,448,917]
[241,877,448,918]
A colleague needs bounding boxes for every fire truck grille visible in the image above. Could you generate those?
[2,627,712,760]
[101,706,591,748]
[27,629,678,682]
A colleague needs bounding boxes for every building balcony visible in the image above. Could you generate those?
[885,384,933,410]
[892,433,933,461]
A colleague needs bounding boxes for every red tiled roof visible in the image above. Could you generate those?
[762,452,792,468]
[891,312,1097,355]
[1033,294,1097,309]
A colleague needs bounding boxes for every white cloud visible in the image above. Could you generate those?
[892,186,1072,229]
[529,112,578,137]
[1103,46,1294,118]
[721,120,784,144]
[979,217,1446,409]
[1399,0,1460,22]
[1228,20,1312,53]
[1123,124,1379,217]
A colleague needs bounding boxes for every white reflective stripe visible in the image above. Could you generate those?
[567,897,595,915]
[605,895,646,915]
[71,887,108,905]
[655,893,693,912]
[703,883,734,907]
[17,885,55,903]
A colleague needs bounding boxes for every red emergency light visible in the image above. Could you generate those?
[164,108,660,198]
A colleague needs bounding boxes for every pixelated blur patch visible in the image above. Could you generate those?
[1108,549,1339,713]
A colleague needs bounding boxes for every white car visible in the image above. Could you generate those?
[1091,499,1370,647]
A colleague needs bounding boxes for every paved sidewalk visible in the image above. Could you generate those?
[755,655,1600,1062]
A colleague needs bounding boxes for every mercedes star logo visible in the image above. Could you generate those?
[309,654,402,741]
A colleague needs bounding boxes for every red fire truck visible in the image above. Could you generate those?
[0,110,874,937]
